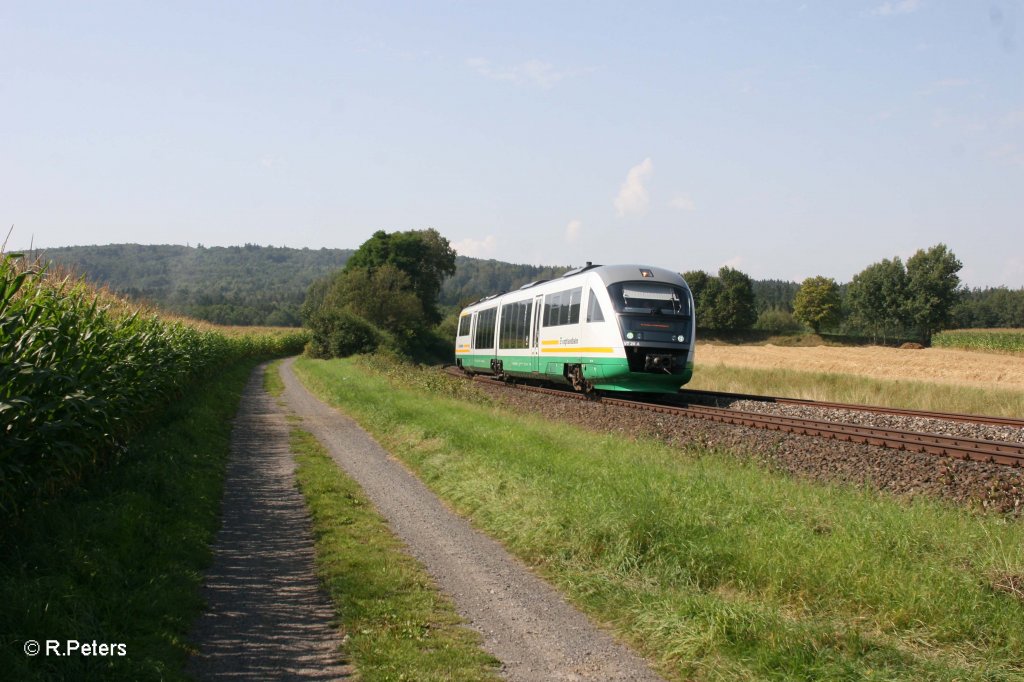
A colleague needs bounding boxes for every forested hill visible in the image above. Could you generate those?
[32,244,1024,329]
[439,259,572,306]
[41,244,353,326]
[37,244,574,326]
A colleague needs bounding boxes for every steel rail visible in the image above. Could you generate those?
[458,371,1024,468]
[677,388,1024,429]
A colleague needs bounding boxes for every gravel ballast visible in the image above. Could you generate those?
[725,398,1024,445]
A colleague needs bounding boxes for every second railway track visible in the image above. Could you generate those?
[678,387,1024,429]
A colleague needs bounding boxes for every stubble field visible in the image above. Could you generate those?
[687,343,1024,418]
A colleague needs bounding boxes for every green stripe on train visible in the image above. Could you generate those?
[456,353,693,392]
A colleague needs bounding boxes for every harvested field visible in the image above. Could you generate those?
[695,343,1024,391]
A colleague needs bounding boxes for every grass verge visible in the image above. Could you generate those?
[0,359,260,680]
[268,362,501,679]
[687,362,1024,418]
[293,356,1024,681]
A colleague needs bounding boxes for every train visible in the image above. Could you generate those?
[454,263,695,393]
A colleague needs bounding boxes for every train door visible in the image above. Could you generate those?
[530,294,543,373]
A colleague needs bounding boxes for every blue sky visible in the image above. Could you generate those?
[2,1,1022,287]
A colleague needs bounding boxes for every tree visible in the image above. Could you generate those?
[684,268,716,327]
[952,287,1024,328]
[682,270,711,306]
[302,229,457,358]
[846,257,909,344]
[711,266,758,330]
[905,243,962,345]
[683,267,757,331]
[345,228,456,324]
[326,264,426,338]
[793,276,842,333]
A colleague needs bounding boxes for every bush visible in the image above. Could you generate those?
[307,309,383,358]
[754,308,805,334]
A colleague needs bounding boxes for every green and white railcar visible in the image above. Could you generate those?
[454,264,695,393]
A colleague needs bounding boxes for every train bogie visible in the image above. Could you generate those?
[455,264,695,394]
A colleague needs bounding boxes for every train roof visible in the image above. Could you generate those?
[459,264,687,312]
[588,264,685,286]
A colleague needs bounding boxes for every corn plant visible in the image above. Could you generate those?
[933,329,1024,353]
[0,254,307,521]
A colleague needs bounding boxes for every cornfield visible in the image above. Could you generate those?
[932,328,1024,353]
[0,253,307,520]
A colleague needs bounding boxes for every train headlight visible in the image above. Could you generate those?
[626,332,634,340]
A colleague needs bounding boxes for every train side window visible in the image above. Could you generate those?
[499,300,531,349]
[543,287,582,327]
[586,292,605,322]
[566,288,581,324]
[473,307,497,350]
[544,292,560,327]
[458,314,472,336]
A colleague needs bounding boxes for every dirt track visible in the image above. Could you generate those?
[187,365,353,679]
[279,358,664,681]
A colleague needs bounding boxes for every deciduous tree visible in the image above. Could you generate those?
[793,276,842,333]
[846,257,908,344]
[905,243,962,345]
[683,267,757,331]
[345,228,456,324]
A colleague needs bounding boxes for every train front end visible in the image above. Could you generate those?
[591,266,695,392]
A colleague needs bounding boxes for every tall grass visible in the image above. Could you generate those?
[0,253,307,522]
[294,356,1024,681]
[933,328,1024,354]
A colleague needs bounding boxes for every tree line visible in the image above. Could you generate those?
[693,243,967,345]
[39,241,1023,343]
[40,243,352,326]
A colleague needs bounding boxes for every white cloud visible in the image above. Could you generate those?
[871,0,923,16]
[990,144,1024,166]
[1000,109,1024,128]
[721,255,745,270]
[565,219,582,243]
[917,78,971,96]
[614,158,653,217]
[669,193,696,211]
[466,58,574,89]
[452,235,498,258]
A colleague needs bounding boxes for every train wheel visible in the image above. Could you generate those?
[567,365,594,394]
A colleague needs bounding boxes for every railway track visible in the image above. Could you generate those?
[453,370,1024,468]
[677,387,1024,429]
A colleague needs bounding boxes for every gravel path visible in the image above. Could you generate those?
[280,358,665,682]
[187,365,353,680]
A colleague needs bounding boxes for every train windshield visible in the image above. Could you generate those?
[608,282,689,316]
